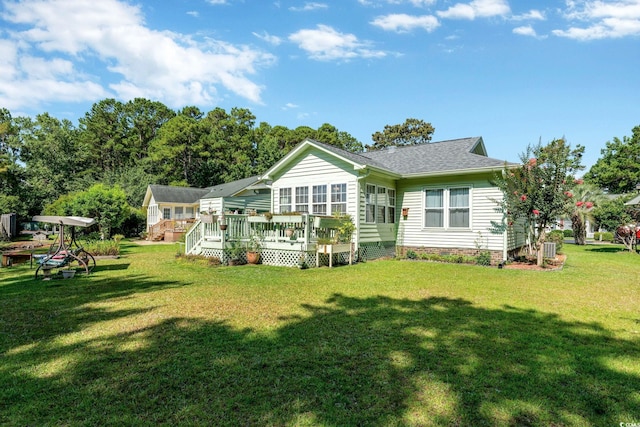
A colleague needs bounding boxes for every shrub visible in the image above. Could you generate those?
[593,231,614,242]
[406,250,417,260]
[476,251,492,266]
[563,229,574,238]
[83,239,120,256]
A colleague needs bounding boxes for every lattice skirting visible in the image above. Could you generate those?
[198,241,397,267]
[358,241,397,262]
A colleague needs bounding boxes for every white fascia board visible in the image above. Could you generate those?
[399,165,510,179]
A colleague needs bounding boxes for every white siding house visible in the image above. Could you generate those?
[142,176,269,241]
[262,137,520,262]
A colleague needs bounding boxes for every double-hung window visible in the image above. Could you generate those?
[175,206,184,219]
[365,185,376,223]
[388,189,396,223]
[449,188,470,228]
[376,187,387,224]
[312,185,327,215]
[279,188,292,213]
[295,186,309,213]
[424,187,470,228]
[425,189,444,227]
[331,184,347,214]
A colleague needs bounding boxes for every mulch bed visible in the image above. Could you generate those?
[503,254,566,271]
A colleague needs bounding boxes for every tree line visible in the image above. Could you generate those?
[0,99,373,219]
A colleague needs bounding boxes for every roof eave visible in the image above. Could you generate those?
[399,164,510,179]
[357,164,401,179]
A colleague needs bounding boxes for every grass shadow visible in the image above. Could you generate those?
[585,246,630,253]
[1,292,638,425]
[92,262,131,272]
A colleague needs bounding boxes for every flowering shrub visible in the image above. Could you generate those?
[493,138,584,266]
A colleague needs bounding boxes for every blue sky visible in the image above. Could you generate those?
[1,0,639,170]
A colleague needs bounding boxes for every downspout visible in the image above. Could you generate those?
[503,225,508,262]
[356,168,371,260]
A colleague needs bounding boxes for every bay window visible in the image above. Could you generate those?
[365,184,396,224]
[365,185,376,223]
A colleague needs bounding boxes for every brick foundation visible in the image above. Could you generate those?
[398,246,503,265]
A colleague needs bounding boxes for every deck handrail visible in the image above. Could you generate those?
[184,213,348,255]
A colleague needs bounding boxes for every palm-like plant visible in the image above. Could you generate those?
[568,183,607,245]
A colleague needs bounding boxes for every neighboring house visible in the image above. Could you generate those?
[142,176,269,241]
[260,137,522,262]
[199,175,271,215]
[143,185,210,229]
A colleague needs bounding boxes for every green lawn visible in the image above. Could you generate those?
[1,243,639,426]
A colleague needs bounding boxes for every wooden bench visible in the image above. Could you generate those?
[1,252,33,267]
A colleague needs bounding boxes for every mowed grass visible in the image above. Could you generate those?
[1,242,639,426]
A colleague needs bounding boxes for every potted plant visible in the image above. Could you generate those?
[61,267,76,279]
[298,253,308,269]
[316,213,355,267]
[200,210,217,224]
[219,213,227,231]
[246,232,263,264]
[228,241,244,266]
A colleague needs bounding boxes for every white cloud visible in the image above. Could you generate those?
[554,0,640,39]
[513,25,538,37]
[511,10,546,21]
[437,0,511,20]
[289,24,386,61]
[409,0,437,5]
[371,14,440,33]
[359,0,436,5]
[282,102,299,110]
[187,11,200,18]
[253,31,283,46]
[0,0,274,111]
[289,2,328,12]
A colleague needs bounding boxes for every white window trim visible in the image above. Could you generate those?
[422,185,473,230]
[277,182,348,215]
[365,183,396,224]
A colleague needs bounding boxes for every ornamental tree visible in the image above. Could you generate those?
[495,138,584,266]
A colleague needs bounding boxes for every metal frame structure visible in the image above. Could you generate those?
[32,216,97,279]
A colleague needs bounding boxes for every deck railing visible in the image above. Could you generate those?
[185,213,344,255]
[148,218,196,241]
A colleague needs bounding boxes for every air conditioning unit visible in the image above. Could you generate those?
[543,242,556,259]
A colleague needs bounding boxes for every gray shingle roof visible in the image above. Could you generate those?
[148,185,211,204]
[361,137,508,175]
[309,137,510,176]
[201,176,261,199]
